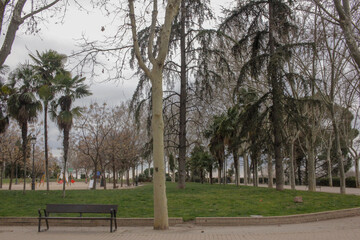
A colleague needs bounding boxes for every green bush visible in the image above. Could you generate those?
[165,173,172,182]
[318,177,357,188]
[138,174,152,182]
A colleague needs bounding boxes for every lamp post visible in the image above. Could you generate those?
[31,135,36,191]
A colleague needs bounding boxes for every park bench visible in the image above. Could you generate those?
[38,204,118,232]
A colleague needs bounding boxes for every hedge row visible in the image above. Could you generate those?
[317,177,358,188]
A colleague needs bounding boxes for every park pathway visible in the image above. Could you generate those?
[254,183,360,195]
[1,215,360,240]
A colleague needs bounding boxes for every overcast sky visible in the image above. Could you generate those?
[4,0,234,158]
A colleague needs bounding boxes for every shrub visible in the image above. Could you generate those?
[317,177,357,188]
[138,174,152,182]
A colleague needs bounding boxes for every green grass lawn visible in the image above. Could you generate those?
[1,182,360,221]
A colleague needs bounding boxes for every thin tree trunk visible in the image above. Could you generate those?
[289,141,296,190]
[223,157,227,185]
[151,69,169,230]
[233,150,239,186]
[9,164,14,190]
[252,152,259,187]
[0,160,3,189]
[132,167,136,186]
[331,109,346,194]
[126,169,130,186]
[267,153,273,188]
[112,159,117,189]
[247,156,251,184]
[355,156,359,188]
[177,0,187,190]
[306,137,316,191]
[269,0,284,191]
[93,164,98,190]
[333,0,360,69]
[21,122,27,194]
[120,172,123,187]
[62,128,69,198]
[327,135,333,187]
[103,172,107,190]
[217,163,222,184]
[243,153,248,185]
[44,103,50,191]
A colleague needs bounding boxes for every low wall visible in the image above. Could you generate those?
[195,208,360,226]
[0,217,183,227]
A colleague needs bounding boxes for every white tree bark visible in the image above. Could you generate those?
[128,0,181,230]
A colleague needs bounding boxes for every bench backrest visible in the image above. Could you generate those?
[45,204,118,214]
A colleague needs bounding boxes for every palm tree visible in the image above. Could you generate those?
[7,64,42,194]
[204,114,228,184]
[30,50,66,191]
[50,72,91,198]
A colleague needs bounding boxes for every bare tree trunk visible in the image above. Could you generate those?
[177,0,187,190]
[331,109,346,194]
[327,135,333,187]
[112,159,117,189]
[269,0,284,191]
[21,122,28,194]
[128,0,180,230]
[0,160,3,189]
[0,0,61,67]
[120,172,123,187]
[62,128,70,198]
[333,0,360,69]
[223,158,227,185]
[9,164,14,190]
[217,163,222,184]
[267,153,273,188]
[233,150,239,186]
[44,104,50,191]
[289,141,296,190]
[151,69,169,229]
[132,167,136,186]
[126,169,130,186]
[355,156,359,188]
[306,137,316,192]
[243,153,248,185]
[102,173,107,190]
[247,156,251,184]
[93,164,98,190]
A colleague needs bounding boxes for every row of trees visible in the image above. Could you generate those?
[0,50,91,197]
[73,0,359,229]
[0,122,60,190]
[1,0,359,231]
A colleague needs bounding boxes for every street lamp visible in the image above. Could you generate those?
[31,135,36,191]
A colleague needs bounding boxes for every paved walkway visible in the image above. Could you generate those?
[255,183,360,195]
[3,181,360,195]
[1,215,360,240]
[0,181,135,191]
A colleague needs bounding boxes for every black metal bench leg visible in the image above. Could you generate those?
[44,210,49,231]
[38,209,42,232]
[110,211,113,232]
[114,211,117,232]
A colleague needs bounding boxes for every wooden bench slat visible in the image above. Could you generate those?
[46,204,118,214]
